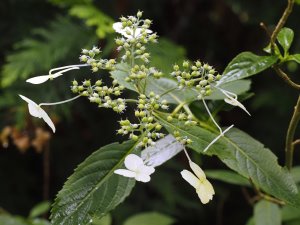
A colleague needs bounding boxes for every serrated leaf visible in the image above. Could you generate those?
[29,201,51,218]
[50,140,139,225]
[90,214,111,225]
[288,54,300,64]
[154,113,300,207]
[110,63,137,92]
[220,52,278,84]
[1,17,96,87]
[123,212,175,225]
[254,200,281,225]
[277,27,294,53]
[205,170,250,186]
[145,77,251,104]
[69,4,114,38]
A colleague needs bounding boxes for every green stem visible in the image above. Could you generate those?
[285,95,300,170]
[272,65,300,90]
[270,0,294,53]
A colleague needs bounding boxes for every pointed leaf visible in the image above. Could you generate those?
[110,63,137,92]
[50,140,139,225]
[155,113,300,207]
[205,170,250,186]
[288,54,300,64]
[220,52,278,84]
[254,200,281,225]
[277,27,294,53]
[29,201,51,218]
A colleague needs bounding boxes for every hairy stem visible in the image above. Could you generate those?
[285,95,300,170]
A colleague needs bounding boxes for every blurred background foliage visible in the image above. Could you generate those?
[0,0,300,225]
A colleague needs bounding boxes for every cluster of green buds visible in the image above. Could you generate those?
[114,11,158,64]
[79,46,116,72]
[167,112,197,126]
[118,92,168,147]
[71,79,126,113]
[171,61,222,98]
[173,131,192,145]
[125,65,163,82]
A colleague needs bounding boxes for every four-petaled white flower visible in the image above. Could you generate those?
[113,22,152,39]
[221,89,251,116]
[26,65,80,84]
[19,95,55,133]
[181,160,215,204]
[114,154,155,182]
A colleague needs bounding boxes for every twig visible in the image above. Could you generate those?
[272,65,300,90]
[292,139,300,147]
[285,95,300,169]
[270,0,295,53]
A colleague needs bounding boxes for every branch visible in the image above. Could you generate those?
[270,0,295,52]
[285,95,300,169]
[272,65,300,90]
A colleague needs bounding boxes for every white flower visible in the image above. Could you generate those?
[181,161,215,204]
[26,65,80,84]
[114,154,155,182]
[19,95,55,133]
[113,22,152,39]
[221,89,251,116]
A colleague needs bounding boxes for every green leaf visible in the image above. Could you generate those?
[90,214,112,225]
[145,77,251,105]
[30,218,51,225]
[29,201,51,218]
[1,17,96,87]
[110,63,137,92]
[50,140,139,225]
[291,166,300,183]
[0,214,28,225]
[69,4,114,38]
[205,170,250,186]
[296,0,300,5]
[282,205,300,222]
[277,27,294,53]
[148,38,186,74]
[123,212,175,225]
[254,200,281,225]
[220,52,278,84]
[245,217,254,225]
[155,113,300,207]
[288,54,300,64]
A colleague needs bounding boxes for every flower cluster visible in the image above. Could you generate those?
[171,61,221,98]
[114,11,158,64]
[79,46,116,72]
[71,79,126,113]
[118,92,168,147]
[125,65,163,82]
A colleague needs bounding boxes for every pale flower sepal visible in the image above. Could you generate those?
[114,154,155,182]
[26,66,80,84]
[224,97,251,116]
[19,95,55,133]
[113,22,152,39]
[181,161,215,204]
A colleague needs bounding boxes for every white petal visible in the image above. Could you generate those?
[138,165,155,176]
[224,98,251,116]
[52,66,80,78]
[189,161,206,180]
[135,173,151,182]
[26,75,50,84]
[40,109,56,133]
[196,180,215,204]
[181,170,200,189]
[114,169,136,178]
[19,95,41,117]
[19,95,56,133]
[124,154,144,171]
[113,22,123,34]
